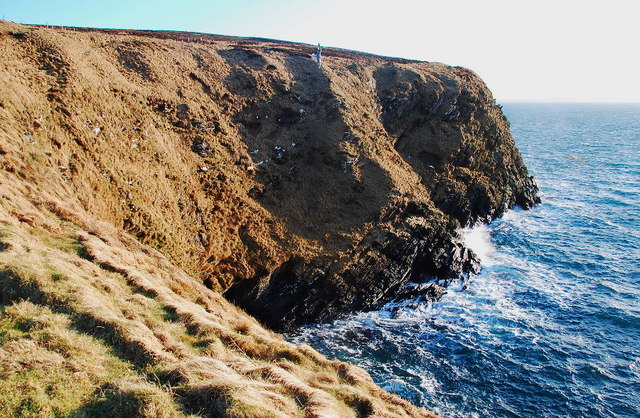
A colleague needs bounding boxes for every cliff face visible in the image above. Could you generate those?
[0,20,538,341]
[0,22,441,417]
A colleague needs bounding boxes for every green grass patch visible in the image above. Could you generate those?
[0,301,145,417]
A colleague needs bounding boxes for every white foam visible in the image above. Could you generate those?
[461,224,497,266]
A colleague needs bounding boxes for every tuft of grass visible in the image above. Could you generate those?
[71,379,182,418]
[177,382,282,418]
[233,321,251,335]
[0,301,138,417]
[40,233,84,255]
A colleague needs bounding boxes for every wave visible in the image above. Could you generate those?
[461,224,497,266]
[288,104,640,418]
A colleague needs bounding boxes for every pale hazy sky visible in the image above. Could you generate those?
[2,0,638,102]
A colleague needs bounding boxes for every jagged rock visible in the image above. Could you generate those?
[191,136,213,157]
[226,201,481,331]
[176,103,189,119]
[390,280,451,311]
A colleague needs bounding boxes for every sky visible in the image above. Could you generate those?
[2,0,639,102]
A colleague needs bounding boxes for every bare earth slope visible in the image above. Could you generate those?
[0,20,537,415]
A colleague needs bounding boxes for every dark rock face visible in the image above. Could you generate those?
[374,64,540,227]
[224,63,538,331]
[226,202,481,331]
[222,62,539,331]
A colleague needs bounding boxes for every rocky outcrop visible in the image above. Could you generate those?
[374,64,540,226]
[0,23,538,334]
[222,62,538,330]
[227,201,481,330]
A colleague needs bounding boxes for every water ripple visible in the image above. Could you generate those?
[287,104,640,417]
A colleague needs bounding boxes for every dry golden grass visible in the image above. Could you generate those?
[0,172,433,416]
[0,21,531,416]
[0,18,502,293]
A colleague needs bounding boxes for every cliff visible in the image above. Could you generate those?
[0,21,537,416]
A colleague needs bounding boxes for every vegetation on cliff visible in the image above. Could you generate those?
[0,20,537,416]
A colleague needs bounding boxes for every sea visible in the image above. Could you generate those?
[287,103,640,417]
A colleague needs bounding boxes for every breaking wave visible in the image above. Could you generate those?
[287,103,640,417]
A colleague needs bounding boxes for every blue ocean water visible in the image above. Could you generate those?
[287,103,640,417]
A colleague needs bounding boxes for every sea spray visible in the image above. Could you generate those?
[287,104,640,417]
[461,224,497,266]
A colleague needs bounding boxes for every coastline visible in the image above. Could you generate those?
[0,21,539,415]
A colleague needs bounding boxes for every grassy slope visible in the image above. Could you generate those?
[0,21,433,416]
[0,159,432,417]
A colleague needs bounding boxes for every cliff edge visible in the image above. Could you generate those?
[0,22,538,416]
[0,22,538,331]
[0,22,444,417]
